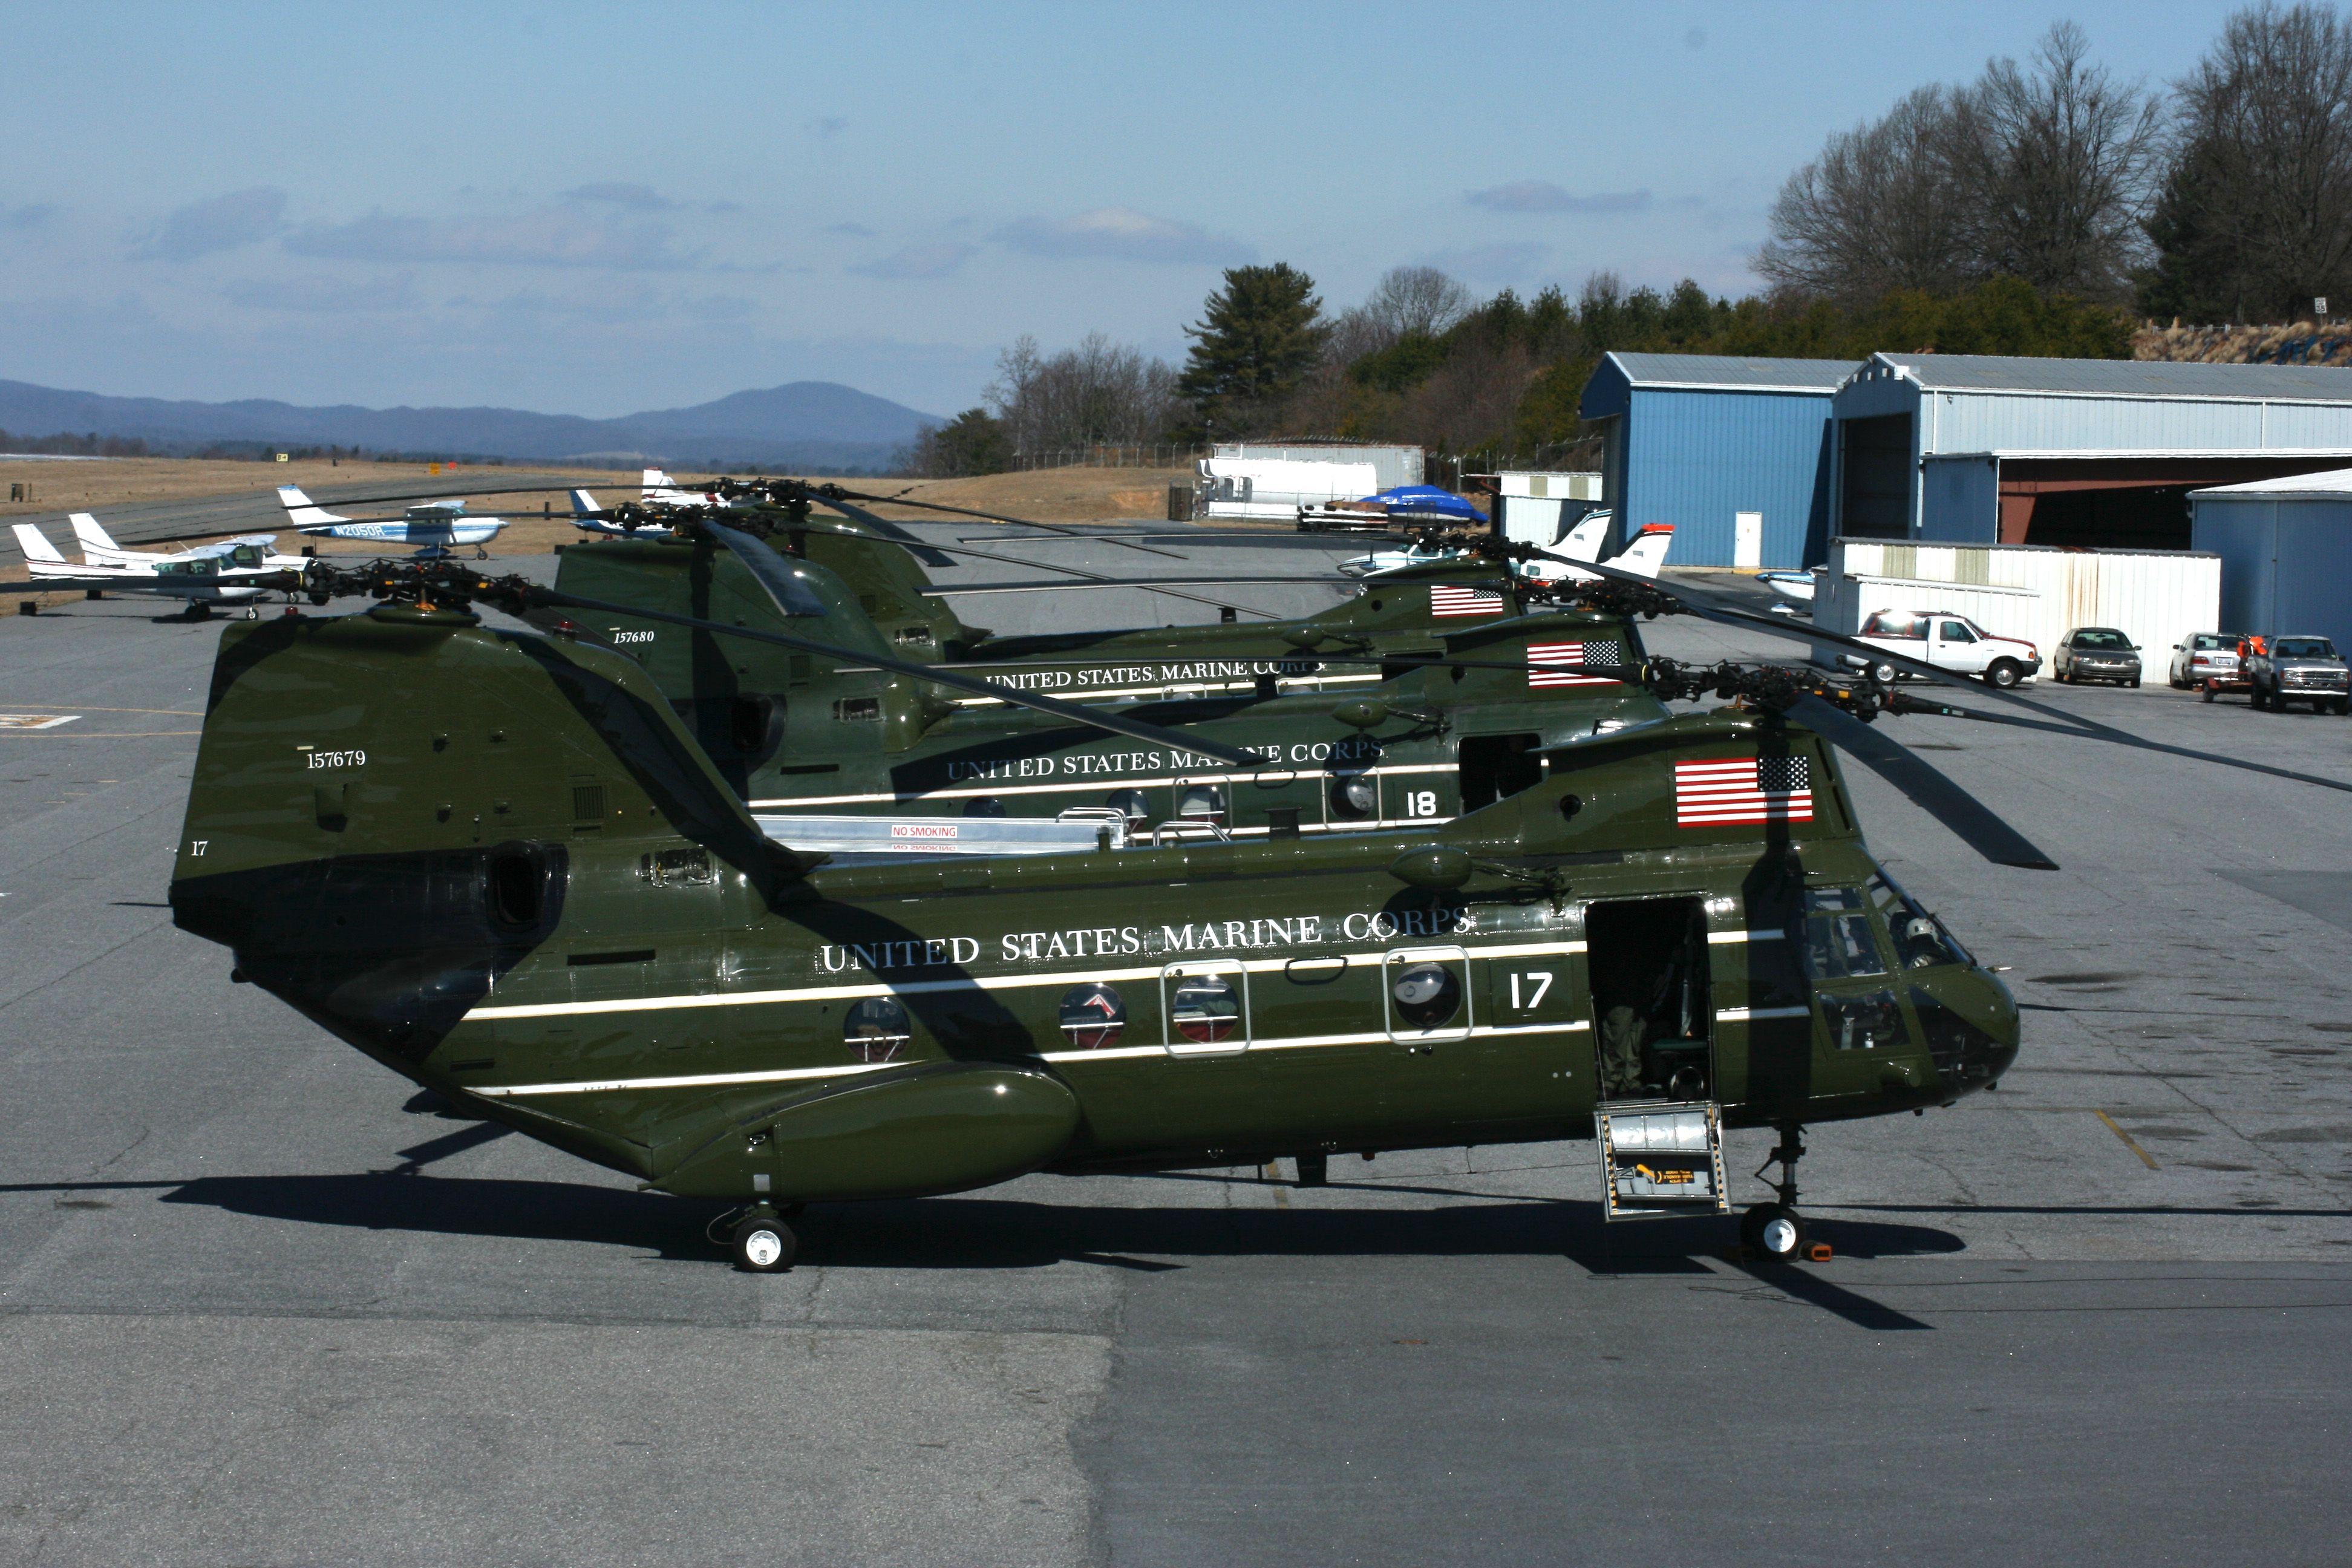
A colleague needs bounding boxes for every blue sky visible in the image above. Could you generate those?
[1,1,2256,420]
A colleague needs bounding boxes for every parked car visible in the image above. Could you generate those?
[1846,610,2042,688]
[2053,627,2142,687]
[2241,635,2350,714]
[2169,632,2243,690]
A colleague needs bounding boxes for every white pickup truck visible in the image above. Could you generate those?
[1844,610,2043,688]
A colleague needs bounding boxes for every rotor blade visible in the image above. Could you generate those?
[1788,693,2058,871]
[929,574,1348,595]
[801,497,957,569]
[808,525,1289,621]
[823,486,1188,560]
[0,571,302,599]
[544,587,1266,766]
[696,519,835,617]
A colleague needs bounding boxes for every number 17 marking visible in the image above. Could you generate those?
[1509,971,1553,1010]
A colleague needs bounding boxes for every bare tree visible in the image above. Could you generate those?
[1361,266,1475,338]
[2151,3,2352,321]
[987,332,1180,455]
[1756,85,1973,302]
[1759,24,2158,304]
[1949,22,2162,300]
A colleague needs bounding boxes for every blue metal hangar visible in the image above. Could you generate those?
[1833,354,2352,551]
[2189,468,2352,651]
[1579,354,1854,570]
[1580,350,2352,567]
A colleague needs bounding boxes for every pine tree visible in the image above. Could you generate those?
[1176,264,1327,436]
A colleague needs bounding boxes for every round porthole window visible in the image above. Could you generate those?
[1390,962,1461,1028]
[1330,773,1377,820]
[962,795,1007,818]
[844,995,911,1063]
[1177,784,1226,820]
[1057,982,1127,1049]
[1104,788,1149,822]
[1169,972,1240,1044]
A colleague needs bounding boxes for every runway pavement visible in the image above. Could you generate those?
[1,541,2348,1566]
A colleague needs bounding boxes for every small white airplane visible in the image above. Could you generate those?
[277,486,507,557]
[13,515,303,606]
[644,468,722,508]
[1339,512,1675,584]
[1756,567,1820,615]
[569,488,674,538]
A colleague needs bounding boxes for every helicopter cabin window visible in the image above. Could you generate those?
[1820,989,1904,1051]
[1177,784,1226,820]
[1587,898,1711,1102]
[486,846,549,930]
[844,996,912,1063]
[1161,964,1248,1055]
[1458,733,1543,811]
[1383,947,1471,1043]
[1328,773,1377,821]
[1057,983,1127,1050]
[1800,887,1887,979]
[1867,874,1967,969]
[1104,789,1150,823]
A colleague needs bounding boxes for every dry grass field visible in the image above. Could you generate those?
[2,460,1210,609]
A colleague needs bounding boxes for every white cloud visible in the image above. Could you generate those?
[563,181,676,211]
[136,188,287,261]
[849,243,977,280]
[993,206,1250,266]
[223,273,419,313]
[1466,181,1652,215]
[286,207,690,270]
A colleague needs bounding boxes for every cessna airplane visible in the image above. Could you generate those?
[276,486,508,557]
[570,488,672,538]
[11,517,302,606]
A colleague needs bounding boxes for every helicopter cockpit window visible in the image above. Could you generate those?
[1057,983,1127,1050]
[1801,887,1887,979]
[844,996,911,1063]
[1868,874,1968,969]
[1820,988,1904,1051]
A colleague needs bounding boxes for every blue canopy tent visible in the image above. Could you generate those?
[1363,485,1488,524]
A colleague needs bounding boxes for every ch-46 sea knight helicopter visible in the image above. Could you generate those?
[119,514,2352,1276]
[527,480,1679,840]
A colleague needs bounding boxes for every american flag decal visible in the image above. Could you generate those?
[1430,584,1505,618]
[1674,756,1814,826]
[1527,641,1621,687]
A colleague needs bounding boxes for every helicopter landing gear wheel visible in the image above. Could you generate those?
[1745,1122,1808,1259]
[1742,1203,1806,1259]
[731,1209,795,1272]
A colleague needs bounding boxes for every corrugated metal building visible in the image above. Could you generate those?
[1833,354,2352,550]
[1211,442,1422,490]
[1579,354,1855,569]
[2190,467,2352,650]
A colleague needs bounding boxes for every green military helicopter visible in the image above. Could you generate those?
[543,518,1672,840]
[157,521,2092,1275]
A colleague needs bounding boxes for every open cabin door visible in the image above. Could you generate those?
[1586,897,1730,1219]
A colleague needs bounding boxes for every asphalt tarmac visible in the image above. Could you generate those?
[2,536,2348,1566]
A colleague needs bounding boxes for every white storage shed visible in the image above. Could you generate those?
[1814,538,2221,671]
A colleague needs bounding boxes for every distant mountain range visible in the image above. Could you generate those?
[0,378,944,471]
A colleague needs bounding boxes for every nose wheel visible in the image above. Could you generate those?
[1743,1123,1809,1260]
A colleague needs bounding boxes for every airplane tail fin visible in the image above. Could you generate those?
[1556,509,1612,561]
[13,523,67,564]
[570,489,600,516]
[278,485,350,528]
[1604,523,1674,578]
[69,512,130,561]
